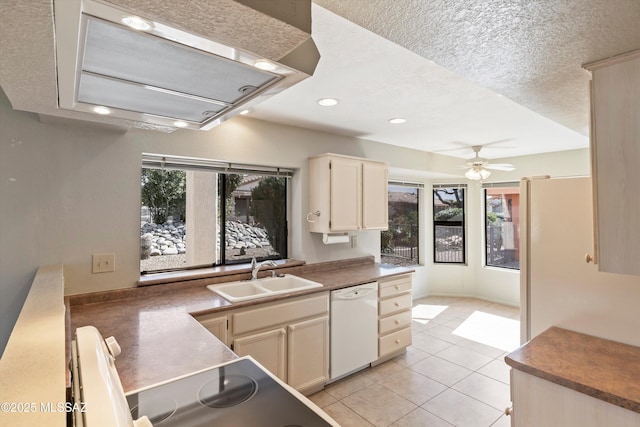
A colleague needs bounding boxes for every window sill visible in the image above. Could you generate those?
[483,265,520,273]
[137,259,305,287]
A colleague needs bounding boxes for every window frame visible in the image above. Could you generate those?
[483,182,520,270]
[218,173,289,266]
[433,184,466,265]
[140,153,291,274]
[382,181,422,267]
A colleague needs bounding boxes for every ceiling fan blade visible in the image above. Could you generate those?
[485,163,516,171]
[480,138,514,148]
[434,138,514,154]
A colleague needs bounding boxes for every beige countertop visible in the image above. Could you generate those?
[0,265,66,427]
[505,326,640,413]
[69,257,413,392]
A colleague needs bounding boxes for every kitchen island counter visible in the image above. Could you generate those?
[505,326,640,414]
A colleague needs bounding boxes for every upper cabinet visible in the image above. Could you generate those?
[584,49,640,276]
[308,153,388,233]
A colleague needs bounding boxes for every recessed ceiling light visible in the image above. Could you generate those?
[388,118,406,124]
[254,60,276,71]
[317,98,339,107]
[239,109,251,115]
[93,106,111,115]
[121,16,153,31]
[173,121,189,128]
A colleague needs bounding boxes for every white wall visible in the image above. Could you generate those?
[427,149,591,306]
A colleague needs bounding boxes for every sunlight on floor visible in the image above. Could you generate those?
[411,304,449,325]
[453,311,520,352]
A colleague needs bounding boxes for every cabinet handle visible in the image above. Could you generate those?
[395,285,400,290]
[394,302,400,307]
[505,407,513,416]
[395,339,400,344]
[585,253,594,263]
[306,211,321,223]
[395,320,400,324]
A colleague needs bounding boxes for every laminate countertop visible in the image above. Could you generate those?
[505,326,640,413]
[69,257,413,392]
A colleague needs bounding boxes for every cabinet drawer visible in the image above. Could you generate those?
[379,293,412,316]
[233,293,329,336]
[379,327,412,357]
[379,311,412,335]
[378,276,412,299]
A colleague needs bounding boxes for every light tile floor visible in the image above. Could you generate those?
[310,296,520,427]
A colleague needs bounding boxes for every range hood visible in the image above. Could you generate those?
[51,0,319,131]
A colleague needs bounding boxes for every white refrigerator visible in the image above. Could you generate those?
[520,176,640,347]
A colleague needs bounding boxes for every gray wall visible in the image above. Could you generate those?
[0,88,593,356]
[0,90,439,356]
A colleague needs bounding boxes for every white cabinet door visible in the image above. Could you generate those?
[329,157,362,231]
[362,161,388,230]
[198,315,227,344]
[287,316,329,392]
[511,369,640,427]
[308,154,388,233]
[587,51,640,276]
[233,328,287,381]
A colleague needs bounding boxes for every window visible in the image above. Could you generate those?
[484,183,520,269]
[139,154,290,273]
[433,185,466,264]
[381,182,422,266]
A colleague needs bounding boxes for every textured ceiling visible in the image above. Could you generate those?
[2,0,639,159]
[303,0,640,157]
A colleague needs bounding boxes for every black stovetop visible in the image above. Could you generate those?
[126,358,333,427]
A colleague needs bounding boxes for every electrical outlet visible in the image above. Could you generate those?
[92,253,115,273]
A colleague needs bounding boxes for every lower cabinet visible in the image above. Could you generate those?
[197,315,228,344]
[233,327,287,380]
[287,316,330,391]
[378,274,413,359]
[510,369,640,427]
[198,275,416,392]
[199,292,330,395]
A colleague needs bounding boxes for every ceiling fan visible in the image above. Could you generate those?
[463,145,515,180]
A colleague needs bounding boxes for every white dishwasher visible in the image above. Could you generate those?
[330,282,379,380]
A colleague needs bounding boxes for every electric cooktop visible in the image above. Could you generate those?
[71,325,338,427]
[126,358,334,427]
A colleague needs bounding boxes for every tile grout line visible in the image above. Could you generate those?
[315,296,519,426]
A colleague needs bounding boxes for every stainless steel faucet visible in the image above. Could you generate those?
[251,257,279,280]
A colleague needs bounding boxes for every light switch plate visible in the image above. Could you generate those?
[92,253,115,273]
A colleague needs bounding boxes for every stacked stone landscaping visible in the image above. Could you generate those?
[140,219,274,260]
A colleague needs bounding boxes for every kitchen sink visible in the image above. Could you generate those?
[259,275,324,292]
[207,274,323,302]
[212,282,270,300]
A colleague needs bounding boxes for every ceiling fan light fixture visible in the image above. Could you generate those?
[465,167,491,180]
